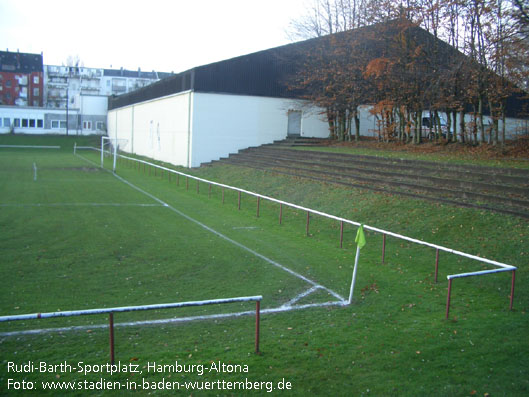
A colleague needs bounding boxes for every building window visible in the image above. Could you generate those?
[96,121,105,131]
[29,119,36,128]
[4,117,11,127]
[14,118,20,127]
[22,119,29,127]
[34,76,39,84]
[51,120,60,129]
[60,121,67,128]
[5,80,12,88]
[83,121,92,130]
[37,119,43,128]
[33,88,40,96]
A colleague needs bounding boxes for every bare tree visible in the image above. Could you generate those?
[64,55,84,68]
[287,0,372,40]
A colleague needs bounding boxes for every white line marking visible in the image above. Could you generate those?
[281,286,322,308]
[0,153,350,338]
[0,301,346,337]
[112,172,346,303]
[76,151,345,302]
[33,162,37,181]
[232,226,259,230]
[0,145,60,149]
[0,203,164,208]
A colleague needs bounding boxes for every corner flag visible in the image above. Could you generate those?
[348,224,367,304]
[355,225,366,249]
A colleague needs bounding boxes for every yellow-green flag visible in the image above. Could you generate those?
[355,225,366,249]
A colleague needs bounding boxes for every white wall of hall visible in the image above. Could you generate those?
[79,95,107,116]
[107,91,192,167]
[189,93,329,167]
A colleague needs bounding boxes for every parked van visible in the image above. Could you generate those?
[422,115,448,139]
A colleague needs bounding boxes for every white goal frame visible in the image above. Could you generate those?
[100,136,122,172]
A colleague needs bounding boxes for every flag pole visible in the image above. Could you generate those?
[348,245,361,304]
[348,224,366,305]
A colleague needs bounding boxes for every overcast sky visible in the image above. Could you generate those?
[0,0,307,73]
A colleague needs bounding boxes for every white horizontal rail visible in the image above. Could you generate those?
[447,268,514,280]
[114,152,516,274]
[0,296,262,322]
[0,145,60,149]
[75,146,99,150]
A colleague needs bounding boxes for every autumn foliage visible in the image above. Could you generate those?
[288,0,529,146]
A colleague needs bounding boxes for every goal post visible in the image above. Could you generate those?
[101,136,128,172]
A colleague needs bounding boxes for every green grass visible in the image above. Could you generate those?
[0,135,527,396]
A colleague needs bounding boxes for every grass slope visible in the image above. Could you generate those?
[0,135,527,396]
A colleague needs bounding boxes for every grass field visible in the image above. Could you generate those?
[0,135,528,396]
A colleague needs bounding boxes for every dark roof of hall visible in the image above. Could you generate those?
[107,24,335,111]
[108,18,478,111]
[108,20,528,118]
[0,50,43,74]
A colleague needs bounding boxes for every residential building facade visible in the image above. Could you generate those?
[0,50,43,107]
[0,50,172,135]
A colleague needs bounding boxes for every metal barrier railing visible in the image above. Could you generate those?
[81,147,518,317]
[0,296,263,362]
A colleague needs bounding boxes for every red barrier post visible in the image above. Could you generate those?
[445,279,453,319]
[222,187,225,204]
[279,203,283,225]
[382,234,386,263]
[435,249,439,283]
[209,184,211,198]
[306,211,310,236]
[510,270,516,311]
[238,191,241,210]
[340,221,344,248]
[109,313,115,364]
[256,197,260,217]
[255,301,260,354]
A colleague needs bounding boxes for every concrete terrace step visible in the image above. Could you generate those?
[201,141,529,218]
[270,137,330,147]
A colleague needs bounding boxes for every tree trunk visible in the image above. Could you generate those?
[327,108,336,139]
[414,112,422,144]
[501,105,506,146]
[452,111,458,142]
[446,111,452,141]
[354,111,360,142]
[459,110,466,143]
[478,96,485,144]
